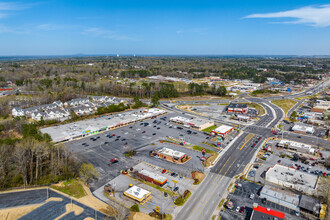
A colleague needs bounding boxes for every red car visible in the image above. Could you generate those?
[239,206,245,213]
[112,134,116,136]
[110,158,118,163]
[278,160,281,163]
[162,169,166,174]
[142,131,146,133]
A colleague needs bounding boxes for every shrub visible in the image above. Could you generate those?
[130,203,140,212]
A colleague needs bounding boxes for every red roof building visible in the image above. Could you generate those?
[251,205,285,220]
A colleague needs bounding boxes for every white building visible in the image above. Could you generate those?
[292,124,315,134]
[265,164,319,195]
[212,125,234,136]
[277,140,315,154]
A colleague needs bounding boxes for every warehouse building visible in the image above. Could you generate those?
[40,108,166,143]
[277,140,315,154]
[137,170,168,186]
[123,185,151,204]
[265,164,319,195]
[212,125,234,136]
[226,103,248,114]
[260,185,300,211]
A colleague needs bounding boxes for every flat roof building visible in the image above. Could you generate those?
[40,108,166,143]
[157,147,186,160]
[292,124,315,134]
[298,195,321,215]
[137,170,168,186]
[260,185,299,211]
[250,204,285,220]
[123,185,151,204]
[277,139,315,154]
[227,103,248,114]
[265,164,318,195]
[169,116,214,131]
[212,125,234,136]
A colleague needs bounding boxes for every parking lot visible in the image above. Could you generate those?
[0,188,109,220]
[65,111,224,191]
[134,142,208,177]
[220,180,303,220]
[246,143,330,184]
[93,162,194,214]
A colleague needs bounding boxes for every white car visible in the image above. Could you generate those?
[236,206,240,212]
[250,193,255,199]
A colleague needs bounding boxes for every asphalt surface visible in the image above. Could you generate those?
[170,77,330,220]
[0,188,110,220]
[65,112,219,190]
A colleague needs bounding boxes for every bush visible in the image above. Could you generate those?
[130,203,140,212]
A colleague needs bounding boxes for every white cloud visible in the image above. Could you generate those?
[82,27,137,41]
[0,1,33,19]
[245,4,330,27]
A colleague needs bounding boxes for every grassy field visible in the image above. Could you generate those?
[192,145,215,154]
[271,99,297,118]
[51,179,86,198]
[202,125,218,133]
[245,103,265,116]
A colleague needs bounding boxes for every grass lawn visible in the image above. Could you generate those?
[202,125,218,133]
[271,99,297,118]
[51,179,86,198]
[245,103,265,116]
[135,178,177,197]
[192,145,215,154]
[174,191,191,206]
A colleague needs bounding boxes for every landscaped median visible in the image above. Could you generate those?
[191,145,219,167]
[271,99,297,119]
[174,190,191,206]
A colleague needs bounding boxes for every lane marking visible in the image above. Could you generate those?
[189,157,231,215]
[240,134,255,150]
[197,158,237,219]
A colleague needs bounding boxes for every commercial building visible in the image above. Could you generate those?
[291,124,315,134]
[265,164,319,195]
[260,185,300,211]
[137,170,168,186]
[298,195,321,216]
[123,185,151,204]
[250,204,285,220]
[212,125,234,136]
[153,147,188,163]
[277,140,315,154]
[40,108,166,143]
[169,116,214,131]
[226,103,248,114]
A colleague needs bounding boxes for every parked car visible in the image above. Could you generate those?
[236,206,240,212]
[153,133,156,135]
[250,194,255,199]
[162,169,166,174]
[239,206,245,213]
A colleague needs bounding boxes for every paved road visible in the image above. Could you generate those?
[171,77,329,220]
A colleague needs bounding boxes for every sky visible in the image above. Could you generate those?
[0,0,330,55]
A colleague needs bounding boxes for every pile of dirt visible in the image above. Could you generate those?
[191,171,205,184]
[128,212,156,220]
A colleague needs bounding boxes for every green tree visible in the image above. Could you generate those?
[79,163,99,183]
[151,93,160,107]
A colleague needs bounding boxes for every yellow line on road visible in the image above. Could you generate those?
[190,157,231,215]
[197,158,237,218]
[240,134,255,150]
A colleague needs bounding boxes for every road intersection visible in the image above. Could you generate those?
[161,77,329,220]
